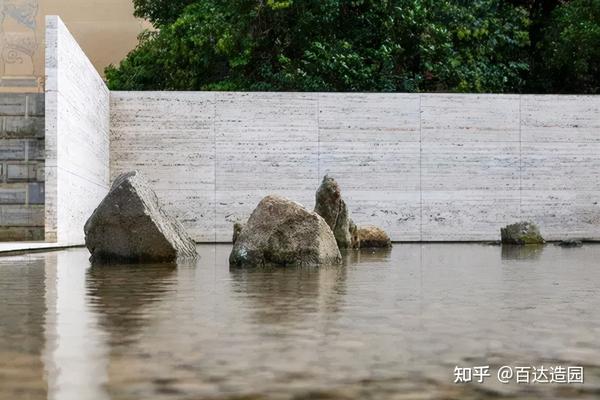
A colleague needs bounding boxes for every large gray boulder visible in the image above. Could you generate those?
[230,195,342,267]
[500,221,545,245]
[314,175,352,248]
[84,171,198,263]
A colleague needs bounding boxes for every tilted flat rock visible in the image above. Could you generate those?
[230,195,342,267]
[314,175,352,248]
[357,226,392,248]
[84,171,198,263]
[500,221,545,245]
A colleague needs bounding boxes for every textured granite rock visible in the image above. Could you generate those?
[84,171,198,263]
[500,221,545,245]
[357,226,392,249]
[232,222,244,244]
[314,175,352,249]
[230,195,341,267]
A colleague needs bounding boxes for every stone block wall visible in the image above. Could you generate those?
[0,93,45,241]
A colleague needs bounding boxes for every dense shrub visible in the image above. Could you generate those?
[106,0,531,93]
[538,0,600,93]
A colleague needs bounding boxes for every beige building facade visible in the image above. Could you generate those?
[0,0,146,92]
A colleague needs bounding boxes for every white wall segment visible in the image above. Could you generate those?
[109,91,600,242]
[45,16,110,244]
[110,91,216,241]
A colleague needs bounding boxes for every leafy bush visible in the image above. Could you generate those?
[106,0,531,93]
[538,0,600,93]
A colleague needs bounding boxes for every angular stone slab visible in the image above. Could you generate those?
[230,195,341,267]
[84,171,198,263]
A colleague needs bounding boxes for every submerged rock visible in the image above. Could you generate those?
[557,239,583,248]
[230,195,342,267]
[84,171,198,264]
[314,175,352,249]
[357,226,392,248]
[500,221,545,245]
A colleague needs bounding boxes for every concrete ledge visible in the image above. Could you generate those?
[0,241,82,255]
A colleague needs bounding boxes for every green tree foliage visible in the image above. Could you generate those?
[106,0,530,92]
[538,0,600,93]
[132,0,196,26]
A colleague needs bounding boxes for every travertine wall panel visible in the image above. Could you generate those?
[421,94,520,142]
[319,141,420,191]
[318,93,420,142]
[111,92,215,140]
[422,191,521,241]
[110,91,600,242]
[317,93,421,241]
[519,95,600,239]
[45,16,109,244]
[521,191,600,240]
[344,191,421,241]
[521,142,600,190]
[216,92,318,142]
[420,94,522,240]
[521,95,600,143]
[216,141,318,191]
[213,92,320,240]
[421,142,520,191]
[110,91,216,241]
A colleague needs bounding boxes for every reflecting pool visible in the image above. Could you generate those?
[1,244,599,399]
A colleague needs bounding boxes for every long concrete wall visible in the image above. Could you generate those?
[45,16,110,244]
[109,92,600,242]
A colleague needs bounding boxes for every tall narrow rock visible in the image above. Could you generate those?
[84,171,198,263]
[314,175,352,248]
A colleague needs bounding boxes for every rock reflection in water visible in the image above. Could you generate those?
[501,244,545,261]
[341,247,392,265]
[86,262,178,346]
[229,262,348,325]
[0,253,48,400]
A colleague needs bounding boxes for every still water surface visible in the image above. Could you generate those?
[1,244,599,399]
